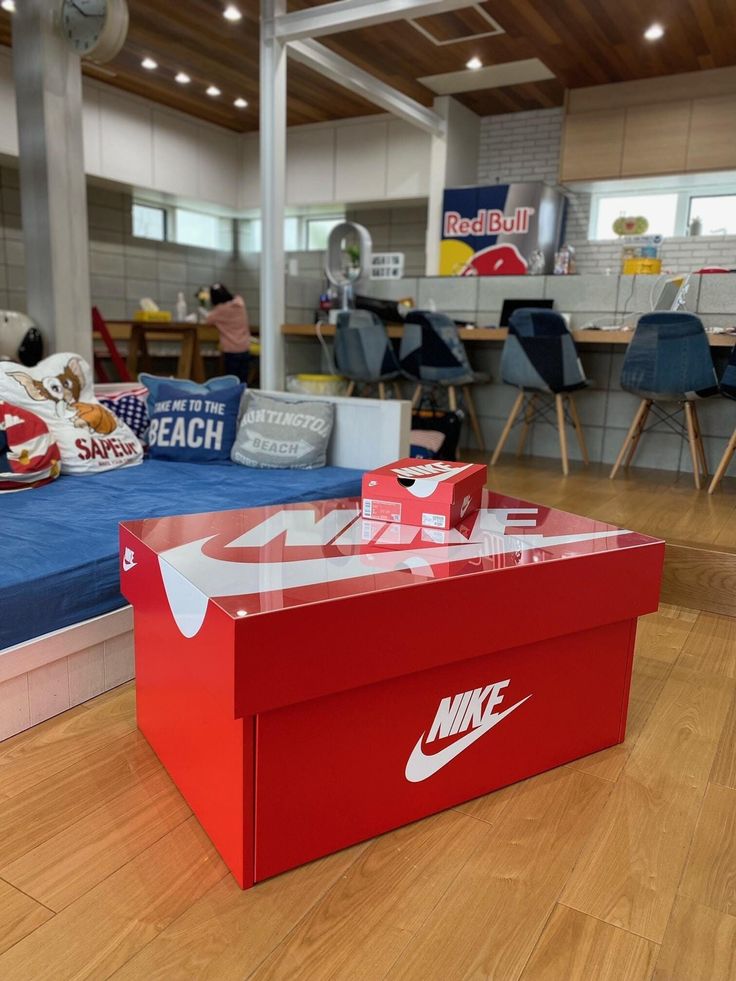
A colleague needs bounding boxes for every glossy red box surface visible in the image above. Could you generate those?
[362,458,486,528]
[120,492,664,888]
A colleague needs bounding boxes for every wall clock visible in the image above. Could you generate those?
[59,0,129,63]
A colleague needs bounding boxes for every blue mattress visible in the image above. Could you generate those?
[2,460,363,650]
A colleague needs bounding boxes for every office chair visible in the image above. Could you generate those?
[709,343,736,493]
[610,312,719,489]
[334,309,401,399]
[399,309,487,450]
[490,308,589,475]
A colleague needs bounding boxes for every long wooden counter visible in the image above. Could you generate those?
[281,322,736,347]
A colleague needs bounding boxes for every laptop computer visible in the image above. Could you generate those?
[499,298,553,326]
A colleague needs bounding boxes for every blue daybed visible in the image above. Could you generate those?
[2,459,363,650]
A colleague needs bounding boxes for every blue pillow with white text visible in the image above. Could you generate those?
[138,372,241,420]
[147,381,244,462]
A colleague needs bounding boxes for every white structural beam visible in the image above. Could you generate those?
[271,0,475,41]
[288,40,445,138]
[260,0,287,390]
[13,0,92,361]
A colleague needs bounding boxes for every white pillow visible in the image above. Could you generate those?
[0,353,143,474]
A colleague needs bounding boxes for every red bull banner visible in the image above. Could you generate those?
[440,183,565,276]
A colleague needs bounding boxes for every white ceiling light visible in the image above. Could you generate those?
[234,97,248,108]
[141,58,158,71]
[206,85,222,97]
[466,56,483,70]
[644,23,664,41]
[1,1,16,13]
[175,72,191,85]
[223,4,242,21]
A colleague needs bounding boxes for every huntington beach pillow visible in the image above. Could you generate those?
[231,391,334,469]
[0,353,143,475]
[147,380,244,462]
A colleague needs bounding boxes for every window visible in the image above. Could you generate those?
[239,216,315,253]
[132,203,166,241]
[592,193,679,240]
[174,209,220,249]
[688,194,736,235]
[306,218,343,251]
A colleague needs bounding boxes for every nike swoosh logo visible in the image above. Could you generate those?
[404,694,532,783]
[157,523,627,638]
[402,464,472,499]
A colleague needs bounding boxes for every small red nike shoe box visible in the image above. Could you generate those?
[362,458,486,529]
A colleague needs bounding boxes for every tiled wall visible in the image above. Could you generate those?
[477,107,736,275]
[347,204,427,277]
[353,272,736,474]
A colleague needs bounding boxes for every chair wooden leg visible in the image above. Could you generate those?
[345,380,355,397]
[555,393,569,476]
[462,385,485,451]
[623,399,652,469]
[448,386,458,412]
[709,426,736,494]
[516,394,536,458]
[566,394,589,466]
[690,402,709,477]
[490,390,525,467]
[684,401,702,490]
[378,381,386,400]
[610,399,650,479]
[411,384,422,408]
[393,381,401,399]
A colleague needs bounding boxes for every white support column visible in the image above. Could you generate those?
[260,0,287,391]
[12,0,92,361]
[425,96,480,276]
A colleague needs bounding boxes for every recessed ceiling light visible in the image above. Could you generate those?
[644,23,664,40]
[1,1,16,13]
[223,4,242,21]
[234,97,248,109]
[206,85,222,97]
[466,56,483,70]
[175,72,191,85]
[141,58,158,71]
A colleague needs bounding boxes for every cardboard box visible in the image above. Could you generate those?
[362,458,486,529]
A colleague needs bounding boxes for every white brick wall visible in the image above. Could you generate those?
[477,107,736,275]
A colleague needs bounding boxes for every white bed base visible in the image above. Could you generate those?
[0,392,410,740]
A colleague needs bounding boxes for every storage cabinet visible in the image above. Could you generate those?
[686,95,736,172]
[561,80,736,181]
[621,102,691,177]
[560,109,625,181]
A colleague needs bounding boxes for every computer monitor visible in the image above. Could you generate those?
[499,298,553,326]
[653,276,690,312]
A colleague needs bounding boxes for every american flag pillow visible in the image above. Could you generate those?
[0,399,61,492]
[98,386,150,441]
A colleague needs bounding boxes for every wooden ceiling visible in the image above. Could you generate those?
[1,1,736,130]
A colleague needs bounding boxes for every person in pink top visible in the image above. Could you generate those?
[207,283,251,382]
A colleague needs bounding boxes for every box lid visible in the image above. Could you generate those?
[121,491,661,626]
[363,459,486,504]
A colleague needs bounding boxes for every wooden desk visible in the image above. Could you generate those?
[126,322,206,383]
[281,323,736,348]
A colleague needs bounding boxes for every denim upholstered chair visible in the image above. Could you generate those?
[334,310,401,398]
[709,343,736,493]
[490,308,589,475]
[399,309,487,449]
[610,312,719,489]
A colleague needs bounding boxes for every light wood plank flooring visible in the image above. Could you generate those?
[0,603,735,979]
[467,455,736,550]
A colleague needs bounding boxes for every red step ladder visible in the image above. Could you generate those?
[92,307,131,383]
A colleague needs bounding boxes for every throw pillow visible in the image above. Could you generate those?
[0,354,143,475]
[138,372,241,419]
[147,380,244,462]
[231,391,334,469]
[0,399,61,492]
[97,385,150,441]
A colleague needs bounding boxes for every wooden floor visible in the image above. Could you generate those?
[0,602,734,980]
[3,460,736,979]
[468,454,736,551]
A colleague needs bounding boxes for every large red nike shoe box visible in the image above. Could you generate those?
[120,493,664,889]
[362,458,486,529]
